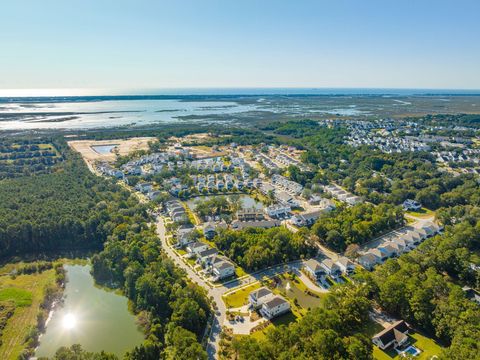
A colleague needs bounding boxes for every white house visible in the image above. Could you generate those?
[264,204,291,218]
[186,242,209,256]
[135,182,153,194]
[303,259,326,281]
[290,210,323,227]
[403,199,422,211]
[260,296,291,319]
[197,248,219,266]
[320,259,341,278]
[249,287,274,308]
[211,258,235,280]
[358,252,381,270]
[336,257,355,275]
[176,226,195,246]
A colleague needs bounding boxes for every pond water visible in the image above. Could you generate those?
[35,265,143,357]
[276,276,323,310]
[186,194,264,210]
[91,144,118,154]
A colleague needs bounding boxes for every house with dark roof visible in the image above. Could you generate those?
[231,219,281,230]
[211,257,235,280]
[249,287,274,308]
[372,320,410,350]
[260,295,291,319]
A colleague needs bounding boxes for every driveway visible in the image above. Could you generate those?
[156,216,330,359]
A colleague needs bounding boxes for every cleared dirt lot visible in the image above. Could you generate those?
[68,137,156,163]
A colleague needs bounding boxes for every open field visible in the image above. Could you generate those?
[0,269,56,360]
[68,137,156,163]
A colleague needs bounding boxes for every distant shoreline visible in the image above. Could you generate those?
[2,87,480,100]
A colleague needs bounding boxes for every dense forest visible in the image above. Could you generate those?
[312,203,405,252]
[0,149,132,258]
[214,227,316,270]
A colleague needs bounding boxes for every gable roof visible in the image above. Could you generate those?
[250,287,273,300]
[304,258,323,272]
[336,256,354,268]
[373,320,409,346]
[263,296,289,309]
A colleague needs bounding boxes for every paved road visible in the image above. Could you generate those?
[156,217,226,359]
[155,216,328,359]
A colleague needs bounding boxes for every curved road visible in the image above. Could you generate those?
[155,217,328,359]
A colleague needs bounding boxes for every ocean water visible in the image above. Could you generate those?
[0,99,258,130]
[1,88,479,130]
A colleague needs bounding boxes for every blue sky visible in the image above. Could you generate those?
[1,0,479,91]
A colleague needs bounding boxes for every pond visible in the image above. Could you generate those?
[35,264,143,357]
[275,275,324,310]
[186,194,264,211]
[91,144,118,154]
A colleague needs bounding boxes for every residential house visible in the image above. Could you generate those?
[135,182,153,194]
[320,259,341,278]
[203,222,216,240]
[379,242,402,257]
[231,219,281,230]
[264,204,291,218]
[358,252,381,270]
[370,248,389,261]
[403,199,422,211]
[211,257,235,280]
[290,210,323,227]
[197,248,219,267]
[260,296,291,319]
[249,287,274,308]
[186,242,209,256]
[303,259,326,281]
[336,257,355,275]
[372,320,410,350]
[237,208,264,221]
[176,225,195,247]
[275,191,300,207]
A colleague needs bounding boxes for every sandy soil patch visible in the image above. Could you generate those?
[68,137,156,163]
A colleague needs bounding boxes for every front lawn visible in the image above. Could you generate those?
[223,282,261,308]
[406,207,434,219]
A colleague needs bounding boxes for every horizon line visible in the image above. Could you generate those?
[1,86,480,98]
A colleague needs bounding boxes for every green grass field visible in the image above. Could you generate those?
[0,268,57,360]
[406,207,434,219]
[223,282,261,308]
[0,288,33,307]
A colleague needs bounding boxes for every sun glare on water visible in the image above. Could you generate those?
[62,313,77,330]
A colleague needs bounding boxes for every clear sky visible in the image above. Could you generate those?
[1,0,479,91]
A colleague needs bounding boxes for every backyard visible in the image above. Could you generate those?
[373,331,444,360]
